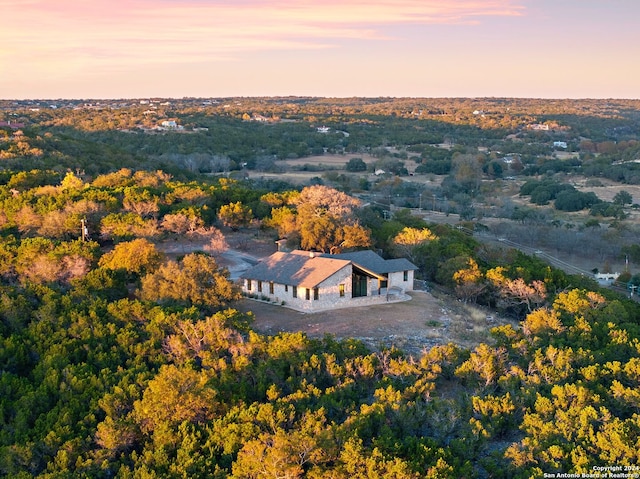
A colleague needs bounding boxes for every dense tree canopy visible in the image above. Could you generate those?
[3,95,640,477]
[0,170,639,477]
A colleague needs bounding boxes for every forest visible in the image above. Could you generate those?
[1,97,640,478]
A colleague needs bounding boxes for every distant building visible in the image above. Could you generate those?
[0,121,25,129]
[553,141,568,149]
[595,272,620,286]
[529,123,550,131]
[316,126,330,133]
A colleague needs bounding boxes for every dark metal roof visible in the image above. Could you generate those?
[326,250,417,274]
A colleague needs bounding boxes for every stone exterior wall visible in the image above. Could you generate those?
[388,269,414,292]
[243,265,355,312]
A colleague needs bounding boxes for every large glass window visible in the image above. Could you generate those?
[352,273,367,298]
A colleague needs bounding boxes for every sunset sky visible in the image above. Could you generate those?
[1,0,638,99]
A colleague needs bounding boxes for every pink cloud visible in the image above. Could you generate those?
[0,0,525,87]
[2,0,524,49]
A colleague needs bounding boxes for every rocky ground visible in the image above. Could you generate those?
[235,290,518,356]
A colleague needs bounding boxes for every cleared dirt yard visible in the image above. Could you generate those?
[187,231,518,355]
[236,290,518,356]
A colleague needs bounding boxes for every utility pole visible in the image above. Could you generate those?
[81,218,89,241]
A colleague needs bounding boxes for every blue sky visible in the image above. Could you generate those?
[1,0,638,99]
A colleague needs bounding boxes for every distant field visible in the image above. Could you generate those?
[281,153,421,173]
[251,153,423,185]
[250,153,379,185]
[279,153,378,167]
[576,181,640,204]
[573,178,640,223]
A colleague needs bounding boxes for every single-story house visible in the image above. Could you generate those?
[240,250,417,312]
[325,250,417,293]
[594,272,620,286]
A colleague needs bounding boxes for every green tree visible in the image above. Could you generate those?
[264,206,297,238]
[163,309,248,368]
[98,238,164,276]
[14,237,98,284]
[140,253,239,310]
[451,153,483,193]
[122,187,160,219]
[60,171,84,192]
[452,258,486,303]
[232,427,324,479]
[455,343,508,388]
[218,201,252,231]
[392,227,437,261]
[555,190,600,212]
[482,160,503,179]
[132,364,218,434]
[338,223,372,251]
[283,185,371,253]
[345,157,367,172]
[299,215,340,253]
[613,190,633,206]
[332,437,420,479]
[100,212,159,241]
